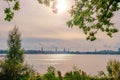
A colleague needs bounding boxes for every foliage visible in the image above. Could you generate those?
[7,26,24,63]
[4,0,20,21]
[0,27,24,80]
[106,60,120,80]
[0,27,36,80]
[57,71,63,80]
[67,0,120,41]
[38,0,51,6]
[41,66,93,80]
[41,60,120,80]
[98,60,120,80]
[43,66,57,80]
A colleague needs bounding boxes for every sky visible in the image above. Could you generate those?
[0,0,120,52]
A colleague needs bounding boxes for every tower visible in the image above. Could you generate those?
[41,47,44,52]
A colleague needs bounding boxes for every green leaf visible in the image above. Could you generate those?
[4,8,11,13]
[111,28,118,33]
[90,36,96,41]
[67,20,73,28]
[86,36,90,40]
[38,0,43,4]
[107,32,112,37]
[44,0,50,6]
[89,32,94,36]
[4,8,14,21]
[13,1,20,11]
[107,12,113,18]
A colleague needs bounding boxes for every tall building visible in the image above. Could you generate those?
[41,47,44,52]
[118,48,120,52]
[64,48,66,52]
[55,47,57,52]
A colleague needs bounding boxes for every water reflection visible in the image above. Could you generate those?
[23,54,120,75]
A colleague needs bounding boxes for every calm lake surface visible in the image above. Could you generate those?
[24,54,120,75]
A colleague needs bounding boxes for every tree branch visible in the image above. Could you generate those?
[6,0,11,8]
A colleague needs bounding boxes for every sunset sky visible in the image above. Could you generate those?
[0,0,120,51]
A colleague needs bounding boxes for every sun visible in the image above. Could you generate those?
[51,0,68,14]
[56,0,68,13]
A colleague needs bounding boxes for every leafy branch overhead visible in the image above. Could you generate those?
[3,0,120,41]
[4,0,20,21]
[67,0,120,41]
[4,0,51,21]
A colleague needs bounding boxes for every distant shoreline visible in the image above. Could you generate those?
[0,50,120,55]
[0,53,120,55]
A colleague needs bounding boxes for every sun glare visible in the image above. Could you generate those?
[56,0,68,13]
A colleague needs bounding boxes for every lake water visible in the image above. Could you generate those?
[24,54,120,75]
